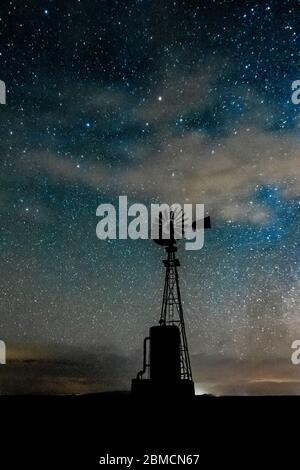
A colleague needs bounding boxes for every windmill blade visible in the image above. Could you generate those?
[151,210,211,246]
[192,215,211,230]
[152,210,176,246]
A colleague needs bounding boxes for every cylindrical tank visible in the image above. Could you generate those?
[150,325,181,382]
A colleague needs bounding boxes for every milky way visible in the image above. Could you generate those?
[0,0,300,395]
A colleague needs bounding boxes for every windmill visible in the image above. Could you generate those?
[131,207,211,397]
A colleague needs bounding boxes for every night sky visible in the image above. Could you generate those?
[1,0,300,395]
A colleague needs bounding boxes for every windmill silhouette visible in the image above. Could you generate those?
[131,208,211,397]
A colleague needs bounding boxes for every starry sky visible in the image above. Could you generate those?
[0,0,300,395]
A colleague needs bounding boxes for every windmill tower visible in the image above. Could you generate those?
[160,242,192,380]
[131,209,211,397]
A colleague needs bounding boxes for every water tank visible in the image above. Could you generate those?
[150,325,181,382]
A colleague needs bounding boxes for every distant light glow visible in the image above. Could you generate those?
[195,384,208,395]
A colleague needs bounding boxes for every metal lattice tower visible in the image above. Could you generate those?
[160,244,192,381]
